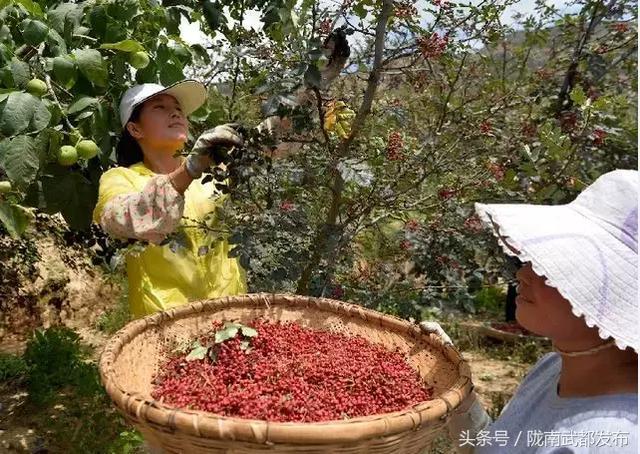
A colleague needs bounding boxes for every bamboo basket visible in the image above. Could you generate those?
[100,293,472,453]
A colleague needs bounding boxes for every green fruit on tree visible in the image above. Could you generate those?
[26,78,47,97]
[129,51,150,69]
[0,181,11,194]
[76,140,99,160]
[58,145,78,166]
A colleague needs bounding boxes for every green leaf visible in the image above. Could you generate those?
[22,19,49,46]
[535,183,558,202]
[0,202,30,238]
[135,59,158,84]
[240,326,258,338]
[0,89,15,103]
[29,98,51,132]
[0,68,12,89]
[214,325,239,343]
[261,3,280,29]
[353,3,368,19]
[538,122,570,160]
[100,40,145,53]
[41,167,98,230]
[52,55,77,89]
[47,3,82,35]
[15,0,44,17]
[67,96,98,115]
[592,96,610,111]
[75,110,94,121]
[10,57,30,89]
[303,64,321,88]
[23,19,49,45]
[73,49,108,87]
[337,159,374,187]
[569,86,586,107]
[106,0,139,21]
[202,0,227,32]
[0,92,51,137]
[190,44,211,64]
[239,340,251,351]
[159,62,184,86]
[189,105,209,123]
[521,143,539,162]
[0,135,40,188]
[185,341,208,361]
[46,29,67,56]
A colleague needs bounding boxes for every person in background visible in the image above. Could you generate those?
[93,31,352,318]
[93,80,248,317]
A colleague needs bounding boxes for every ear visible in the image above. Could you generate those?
[126,121,143,140]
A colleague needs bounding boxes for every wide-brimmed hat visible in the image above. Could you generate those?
[119,79,207,128]
[475,169,638,352]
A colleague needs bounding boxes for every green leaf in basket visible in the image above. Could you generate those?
[214,325,239,343]
[240,326,258,338]
[185,341,208,361]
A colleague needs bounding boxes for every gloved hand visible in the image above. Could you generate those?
[419,321,491,454]
[419,320,454,346]
[185,124,244,179]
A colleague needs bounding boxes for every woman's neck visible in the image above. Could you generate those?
[555,340,638,397]
[141,148,183,174]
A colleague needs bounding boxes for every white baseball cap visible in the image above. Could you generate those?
[475,169,638,352]
[118,79,207,128]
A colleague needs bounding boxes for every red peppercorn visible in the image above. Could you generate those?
[394,1,418,19]
[417,33,449,59]
[479,120,493,135]
[593,128,607,146]
[279,200,295,212]
[151,319,433,422]
[386,131,404,161]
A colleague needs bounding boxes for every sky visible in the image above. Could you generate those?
[179,0,579,46]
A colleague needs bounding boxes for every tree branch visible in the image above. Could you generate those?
[295,0,394,294]
[556,0,615,115]
[436,52,468,131]
[336,0,394,155]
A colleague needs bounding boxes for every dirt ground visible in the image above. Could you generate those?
[0,216,122,357]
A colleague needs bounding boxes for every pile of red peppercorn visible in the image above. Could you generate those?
[151,319,433,422]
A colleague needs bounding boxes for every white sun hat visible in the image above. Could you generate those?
[475,169,638,352]
[119,79,207,128]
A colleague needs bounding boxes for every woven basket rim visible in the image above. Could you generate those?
[99,293,472,445]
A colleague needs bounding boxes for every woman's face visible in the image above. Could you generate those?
[126,94,188,152]
[515,262,600,343]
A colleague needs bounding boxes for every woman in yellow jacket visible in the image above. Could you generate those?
[93,80,247,317]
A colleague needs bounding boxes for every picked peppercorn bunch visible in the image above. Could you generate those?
[151,319,433,422]
[386,131,404,160]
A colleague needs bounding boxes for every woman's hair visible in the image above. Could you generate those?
[116,104,144,167]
